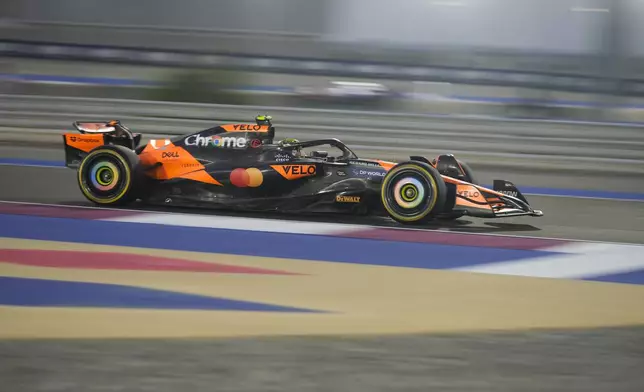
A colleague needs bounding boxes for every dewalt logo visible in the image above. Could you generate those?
[336,195,361,203]
[271,164,317,180]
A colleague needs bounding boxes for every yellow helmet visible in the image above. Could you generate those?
[255,114,272,125]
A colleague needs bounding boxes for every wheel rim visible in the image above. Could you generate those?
[384,168,435,218]
[91,161,119,190]
[79,152,130,202]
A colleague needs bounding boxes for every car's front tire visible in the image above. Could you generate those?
[435,160,477,221]
[77,145,140,206]
[458,159,477,185]
[380,161,446,224]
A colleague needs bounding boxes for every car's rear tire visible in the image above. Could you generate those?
[380,161,446,224]
[77,145,140,206]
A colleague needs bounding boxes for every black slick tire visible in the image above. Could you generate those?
[77,145,140,206]
[380,161,446,224]
[437,160,476,221]
[458,160,477,185]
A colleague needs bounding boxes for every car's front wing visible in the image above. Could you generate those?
[442,176,543,218]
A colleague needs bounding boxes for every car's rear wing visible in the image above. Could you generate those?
[73,121,118,134]
[63,120,142,168]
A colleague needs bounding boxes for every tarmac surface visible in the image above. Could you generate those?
[1,144,644,391]
[1,145,643,244]
[2,327,644,392]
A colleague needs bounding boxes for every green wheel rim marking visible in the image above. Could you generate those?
[381,164,440,222]
[95,167,114,186]
[78,149,132,204]
[400,184,418,202]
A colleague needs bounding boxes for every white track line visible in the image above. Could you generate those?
[1,199,643,247]
[4,199,644,280]
[107,213,366,235]
[455,243,644,279]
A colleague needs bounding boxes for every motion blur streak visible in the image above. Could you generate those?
[1,1,644,391]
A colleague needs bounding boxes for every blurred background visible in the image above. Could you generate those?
[2,0,644,122]
[2,4,644,391]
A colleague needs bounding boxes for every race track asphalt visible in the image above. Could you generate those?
[2,328,644,392]
[1,146,643,244]
[1,144,644,392]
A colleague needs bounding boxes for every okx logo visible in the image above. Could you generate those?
[271,164,317,180]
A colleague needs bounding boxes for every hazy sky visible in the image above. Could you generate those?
[325,0,615,54]
[3,0,644,55]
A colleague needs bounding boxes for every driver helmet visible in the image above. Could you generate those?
[278,137,301,157]
[255,114,272,126]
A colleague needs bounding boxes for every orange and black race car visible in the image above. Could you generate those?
[62,116,543,224]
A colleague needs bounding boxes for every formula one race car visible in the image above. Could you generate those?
[62,116,543,224]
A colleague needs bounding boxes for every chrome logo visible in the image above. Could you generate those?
[211,135,224,147]
[230,168,263,187]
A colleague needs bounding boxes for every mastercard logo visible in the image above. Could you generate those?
[230,168,263,188]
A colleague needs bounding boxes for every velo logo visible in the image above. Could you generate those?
[270,164,317,180]
[457,190,480,198]
[232,124,263,131]
[456,184,482,200]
